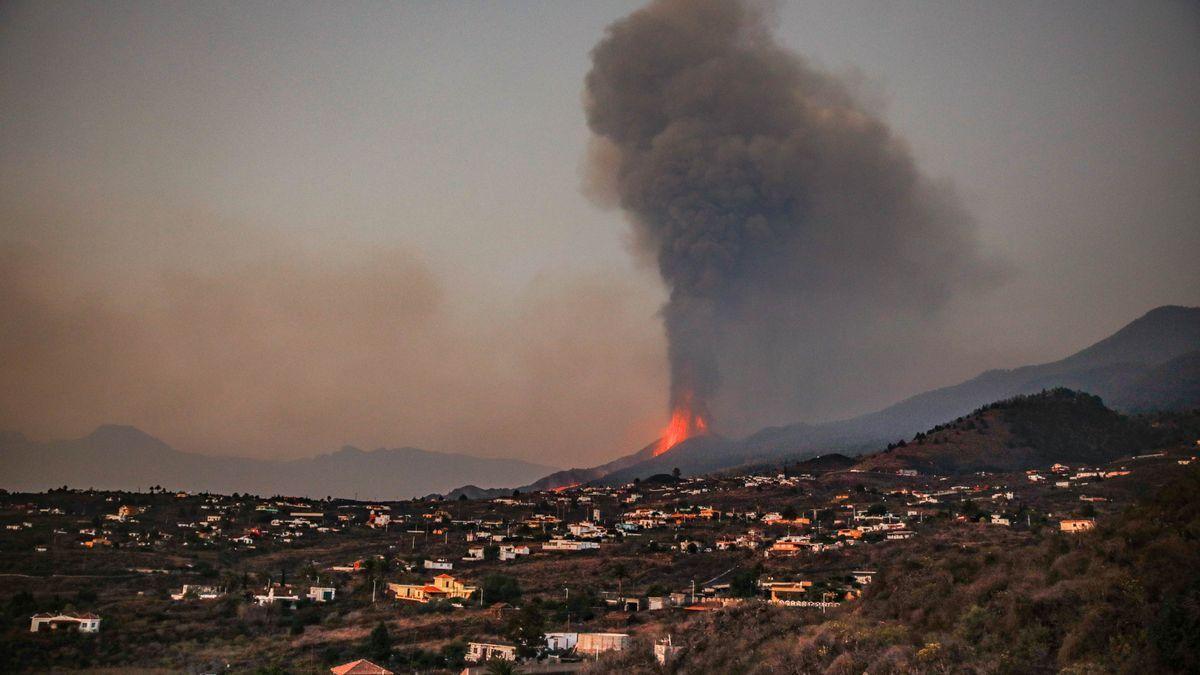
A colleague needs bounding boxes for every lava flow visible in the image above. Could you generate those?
[652,406,708,456]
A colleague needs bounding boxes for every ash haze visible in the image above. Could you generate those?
[1,1,1197,465]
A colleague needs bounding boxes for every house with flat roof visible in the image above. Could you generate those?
[466,641,517,662]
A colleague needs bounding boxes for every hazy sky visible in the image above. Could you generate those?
[2,1,1197,464]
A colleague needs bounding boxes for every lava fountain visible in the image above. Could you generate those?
[653,401,709,457]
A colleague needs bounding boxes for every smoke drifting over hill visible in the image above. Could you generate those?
[585,0,1002,434]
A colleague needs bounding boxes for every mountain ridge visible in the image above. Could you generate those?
[0,428,558,500]
[472,304,1200,492]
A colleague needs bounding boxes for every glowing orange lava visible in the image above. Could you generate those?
[653,406,708,456]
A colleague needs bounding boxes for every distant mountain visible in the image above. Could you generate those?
[853,388,1161,474]
[485,305,1200,491]
[1108,350,1200,413]
[0,426,557,500]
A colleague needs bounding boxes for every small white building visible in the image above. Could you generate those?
[543,539,600,552]
[499,545,530,561]
[424,559,454,571]
[545,631,578,652]
[466,641,517,662]
[308,586,336,602]
[576,632,630,657]
[30,613,101,633]
[171,584,224,601]
[254,585,301,607]
[655,635,684,665]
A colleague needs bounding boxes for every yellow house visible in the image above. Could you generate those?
[388,574,477,603]
[767,581,812,604]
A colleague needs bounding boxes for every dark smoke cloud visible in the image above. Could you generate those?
[585,0,1002,433]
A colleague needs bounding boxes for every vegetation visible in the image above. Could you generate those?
[593,467,1200,674]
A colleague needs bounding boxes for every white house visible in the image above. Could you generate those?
[499,545,530,561]
[852,570,876,585]
[424,559,454,571]
[543,539,600,552]
[466,642,517,662]
[655,635,684,665]
[254,584,301,608]
[308,586,336,602]
[545,631,578,652]
[30,613,100,633]
[576,632,630,657]
[171,584,224,601]
[567,521,607,539]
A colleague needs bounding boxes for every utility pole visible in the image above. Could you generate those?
[371,578,377,604]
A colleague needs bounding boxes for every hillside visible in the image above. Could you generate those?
[508,305,1200,488]
[0,426,557,500]
[853,388,1168,474]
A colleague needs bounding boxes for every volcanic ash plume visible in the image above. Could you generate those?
[585,0,999,440]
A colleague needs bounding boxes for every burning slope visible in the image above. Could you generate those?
[653,403,709,456]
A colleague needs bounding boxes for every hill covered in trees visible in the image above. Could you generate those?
[854,388,1190,474]
[595,466,1200,674]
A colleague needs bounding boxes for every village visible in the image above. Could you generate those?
[1,440,1195,673]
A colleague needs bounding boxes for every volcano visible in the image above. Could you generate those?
[653,404,709,456]
[446,305,1200,497]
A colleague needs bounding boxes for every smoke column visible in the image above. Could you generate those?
[585,0,998,436]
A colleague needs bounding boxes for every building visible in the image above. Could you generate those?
[852,570,876,585]
[543,539,600,552]
[171,584,223,601]
[545,631,578,652]
[765,581,813,605]
[499,544,530,561]
[567,521,606,538]
[30,612,101,633]
[1060,519,1095,533]
[308,586,337,602]
[388,574,477,603]
[254,584,301,607]
[466,642,517,662]
[330,659,394,675]
[655,635,684,665]
[576,632,630,657]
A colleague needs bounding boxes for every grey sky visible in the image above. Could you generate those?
[1,1,1196,463]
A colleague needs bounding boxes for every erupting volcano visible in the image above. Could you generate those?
[653,403,709,456]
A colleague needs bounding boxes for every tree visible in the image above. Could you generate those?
[504,604,546,659]
[440,640,468,668]
[479,574,522,604]
[485,660,519,675]
[368,621,392,663]
[730,567,760,598]
[672,467,681,478]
